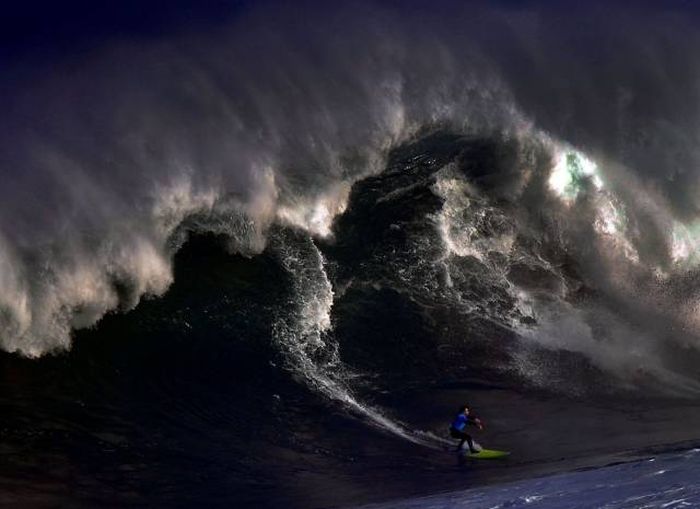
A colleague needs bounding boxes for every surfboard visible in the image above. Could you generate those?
[464,449,510,459]
[453,441,509,459]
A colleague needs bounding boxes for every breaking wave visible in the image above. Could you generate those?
[3,2,700,423]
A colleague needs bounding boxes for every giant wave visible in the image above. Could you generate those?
[3,2,700,507]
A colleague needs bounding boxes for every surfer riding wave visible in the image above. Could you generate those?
[449,405,484,454]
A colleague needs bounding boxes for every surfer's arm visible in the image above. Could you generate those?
[472,417,484,430]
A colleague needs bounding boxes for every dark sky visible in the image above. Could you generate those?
[3,0,698,52]
[6,0,699,62]
[0,0,254,61]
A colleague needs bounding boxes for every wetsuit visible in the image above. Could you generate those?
[449,413,478,452]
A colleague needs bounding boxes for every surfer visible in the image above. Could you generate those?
[449,405,483,453]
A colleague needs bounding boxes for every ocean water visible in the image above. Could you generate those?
[360,449,700,509]
[1,132,700,508]
[2,3,700,508]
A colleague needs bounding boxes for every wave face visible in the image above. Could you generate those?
[325,131,700,398]
[5,2,700,507]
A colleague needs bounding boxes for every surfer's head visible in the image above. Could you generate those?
[458,405,470,415]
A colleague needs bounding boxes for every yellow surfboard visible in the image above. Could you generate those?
[465,449,510,459]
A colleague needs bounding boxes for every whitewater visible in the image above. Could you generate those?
[2,2,700,508]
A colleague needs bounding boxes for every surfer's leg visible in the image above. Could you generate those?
[450,427,465,451]
[465,433,478,453]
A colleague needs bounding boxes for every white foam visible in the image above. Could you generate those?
[276,182,351,238]
[272,232,446,448]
